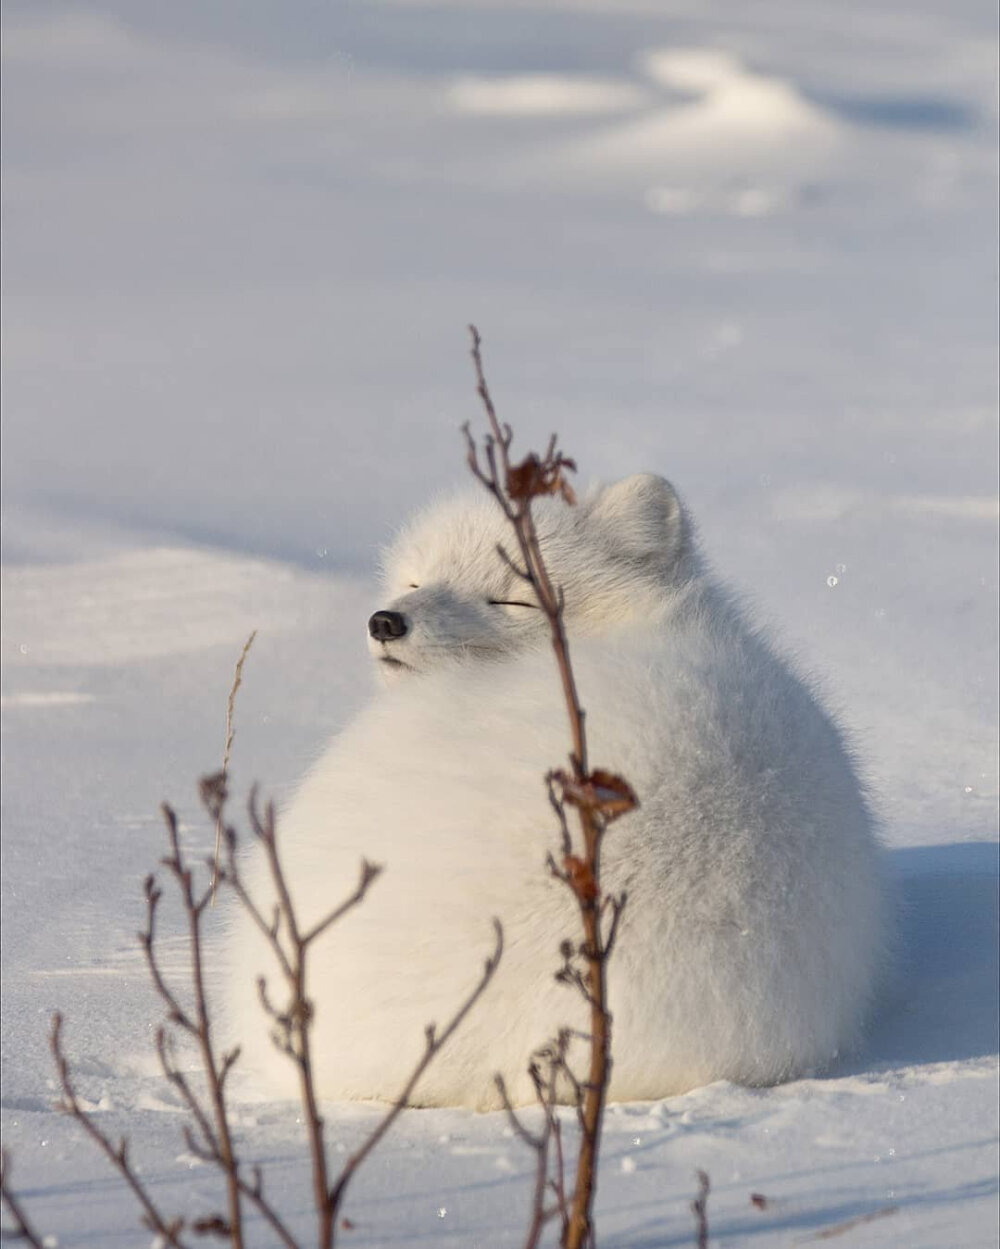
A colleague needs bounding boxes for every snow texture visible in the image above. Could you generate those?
[1,1,997,1245]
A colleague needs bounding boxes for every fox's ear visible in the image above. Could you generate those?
[588,474,690,569]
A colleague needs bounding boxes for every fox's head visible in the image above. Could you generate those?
[367,474,698,680]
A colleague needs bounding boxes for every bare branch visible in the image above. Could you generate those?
[519,1119,554,1249]
[232,1176,300,1249]
[218,782,444,1247]
[465,326,637,1249]
[219,1046,241,1091]
[329,920,504,1225]
[466,326,587,778]
[495,1075,544,1152]
[467,328,505,447]
[219,833,294,984]
[548,1113,570,1239]
[139,871,195,1036]
[157,801,245,1247]
[240,791,333,1242]
[50,1014,191,1248]
[495,1029,578,1249]
[302,859,383,947]
[208,777,391,1247]
[155,1028,220,1161]
[0,1150,47,1249]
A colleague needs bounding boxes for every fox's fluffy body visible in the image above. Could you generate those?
[226,476,887,1108]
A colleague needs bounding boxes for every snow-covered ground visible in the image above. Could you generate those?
[2,2,997,1245]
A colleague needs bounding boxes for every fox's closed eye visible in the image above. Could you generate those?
[488,599,538,609]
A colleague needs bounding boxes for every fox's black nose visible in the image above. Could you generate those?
[368,610,408,642]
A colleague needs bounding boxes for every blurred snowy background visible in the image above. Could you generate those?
[2,2,997,1245]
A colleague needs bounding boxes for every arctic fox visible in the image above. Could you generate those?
[226,475,887,1109]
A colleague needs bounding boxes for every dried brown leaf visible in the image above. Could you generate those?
[553,769,638,823]
[505,451,577,503]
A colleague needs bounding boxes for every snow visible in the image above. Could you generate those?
[1,1,997,1245]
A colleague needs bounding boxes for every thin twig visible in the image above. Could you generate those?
[211,631,257,903]
[235,1166,300,1249]
[154,1028,220,1162]
[301,863,384,946]
[0,1150,47,1249]
[50,1014,191,1248]
[549,1112,570,1239]
[495,1074,552,1249]
[495,1076,545,1152]
[494,1029,577,1249]
[328,920,504,1227]
[244,794,349,1247]
[521,1112,554,1249]
[156,803,244,1247]
[801,1204,900,1242]
[692,1169,710,1249]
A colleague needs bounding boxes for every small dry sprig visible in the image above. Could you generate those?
[211,629,257,904]
[464,325,636,1249]
[51,794,303,1249]
[49,776,502,1249]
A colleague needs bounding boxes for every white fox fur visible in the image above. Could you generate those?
[226,475,887,1109]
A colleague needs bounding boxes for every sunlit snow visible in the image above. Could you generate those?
[1,1,997,1245]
